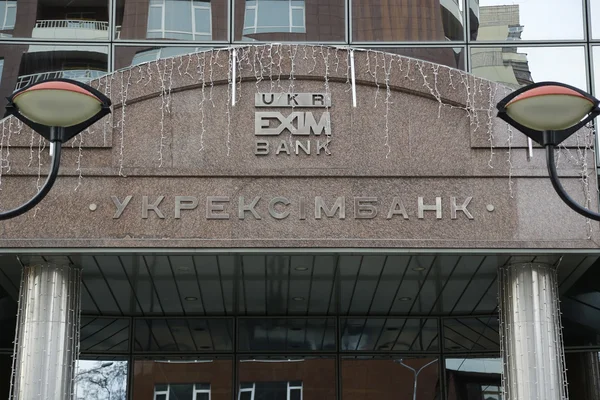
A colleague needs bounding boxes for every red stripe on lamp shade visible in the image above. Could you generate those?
[13,81,101,103]
[507,85,591,108]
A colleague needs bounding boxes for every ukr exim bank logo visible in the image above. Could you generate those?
[254,93,332,156]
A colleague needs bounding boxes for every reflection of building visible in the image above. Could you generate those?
[471,5,533,88]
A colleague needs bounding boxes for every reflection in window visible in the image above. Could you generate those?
[0,1,15,31]
[445,357,502,400]
[238,381,302,400]
[147,0,212,41]
[154,383,210,400]
[243,0,306,36]
[75,360,128,400]
[131,47,210,66]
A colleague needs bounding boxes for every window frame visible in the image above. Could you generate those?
[242,0,306,35]
[146,0,212,41]
[1,1,16,30]
[153,383,212,400]
[238,381,303,400]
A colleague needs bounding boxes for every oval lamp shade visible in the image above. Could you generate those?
[506,85,595,131]
[12,81,103,127]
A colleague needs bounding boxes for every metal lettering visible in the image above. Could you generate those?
[451,197,474,220]
[206,196,230,219]
[316,139,331,155]
[268,197,291,219]
[255,141,269,155]
[299,112,330,135]
[386,197,409,220]
[295,140,310,155]
[175,196,198,219]
[276,141,291,155]
[315,196,345,219]
[255,112,281,135]
[239,196,262,220]
[142,196,165,219]
[354,197,378,219]
[418,197,442,219]
[299,196,306,220]
[255,93,331,107]
[111,195,132,219]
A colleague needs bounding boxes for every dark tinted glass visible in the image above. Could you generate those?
[238,318,336,351]
[75,359,128,399]
[445,357,502,400]
[352,0,465,42]
[444,317,499,352]
[0,354,10,400]
[115,0,228,41]
[234,0,345,42]
[566,352,600,400]
[0,0,109,40]
[472,0,584,41]
[369,47,465,70]
[342,356,440,399]
[133,358,232,400]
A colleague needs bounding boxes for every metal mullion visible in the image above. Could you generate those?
[355,41,467,48]
[345,0,350,45]
[439,316,447,400]
[83,313,498,319]
[468,40,589,48]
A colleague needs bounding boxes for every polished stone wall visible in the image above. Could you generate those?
[0,46,596,249]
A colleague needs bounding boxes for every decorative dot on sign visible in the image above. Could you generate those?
[185,296,198,301]
[398,297,412,301]
[487,204,495,212]
[89,203,97,211]
[412,267,426,272]
[293,297,305,301]
[294,266,309,271]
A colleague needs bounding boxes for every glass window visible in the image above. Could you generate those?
[445,357,502,400]
[472,0,584,41]
[116,0,227,41]
[134,358,232,400]
[121,46,214,68]
[75,359,128,400]
[566,351,600,400]
[369,47,465,70]
[444,317,500,352]
[471,46,587,91]
[352,0,465,42]
[235,0,345,42]
[4,0,109,40]
[342,356,440,399]
[238,357,335,400]
[0,354,10,400]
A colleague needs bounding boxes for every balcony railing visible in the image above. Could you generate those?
[35,20,109,31]
[15,69,106,91]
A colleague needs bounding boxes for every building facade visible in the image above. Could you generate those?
[0,1,600,400]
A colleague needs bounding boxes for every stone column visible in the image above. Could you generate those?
[10,264,81,400]
[498,263,568,400]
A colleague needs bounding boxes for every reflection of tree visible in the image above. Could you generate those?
[75,361,127,400]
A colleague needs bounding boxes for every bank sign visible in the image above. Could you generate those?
[254,93,332,156]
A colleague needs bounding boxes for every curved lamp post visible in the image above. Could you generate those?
[0,78,111,220]
[497,81,600,220]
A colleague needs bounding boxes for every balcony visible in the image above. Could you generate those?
[32,19,108,40]
[15,69,106,91]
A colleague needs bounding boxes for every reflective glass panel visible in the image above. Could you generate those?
[0,284,15,350]
[238,318,336,351]
[133,357,232,400]
[341,318,439,352]
[369,47,465,70]
[238,356,335,399]
[592,0,600,39]
[0,43,108,115]
[116,0,228,41]
[115,46,214,70]
[471,46,587,91]
[0,354,10,400]
[235,0,345,42]
[134,318,233,352]
[445,357,502,400]
[342,356,441,399]
[444,317,500,352]
[352,0,465,42]
[0,0,108,39]
[472,0,584,41]
[80,318,130,353]
[75,358,128,400]
[566,351,600,400]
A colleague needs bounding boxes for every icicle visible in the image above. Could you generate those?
[74,129,86,191]
[166,57,175,114]
[232,48,237,106]
[0,119,6,190]
[268,44,275,92]
[145,61,153,87]
[349,49,357,107]
[156,61,167,167]
[254,45,264,94]
[417,60,442,117]
[198,52,207,152]
[118,70,131,176]
[448,68,456,90]
[486,81,498,168]
[33,135,45,217]
[103,75,113,146]
[28,126,35,167]
[505,88,514,198]
[320,46,332,155]
[136,65,144,85]
[225,48,233,156]
[288,45,298,149]
[184,53,194,80]
[209,50,216,107]
[383,53,393,159]
[403,58,414,81]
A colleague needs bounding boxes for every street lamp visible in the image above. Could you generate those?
[496,81,600,220]
[0,78,111,220]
